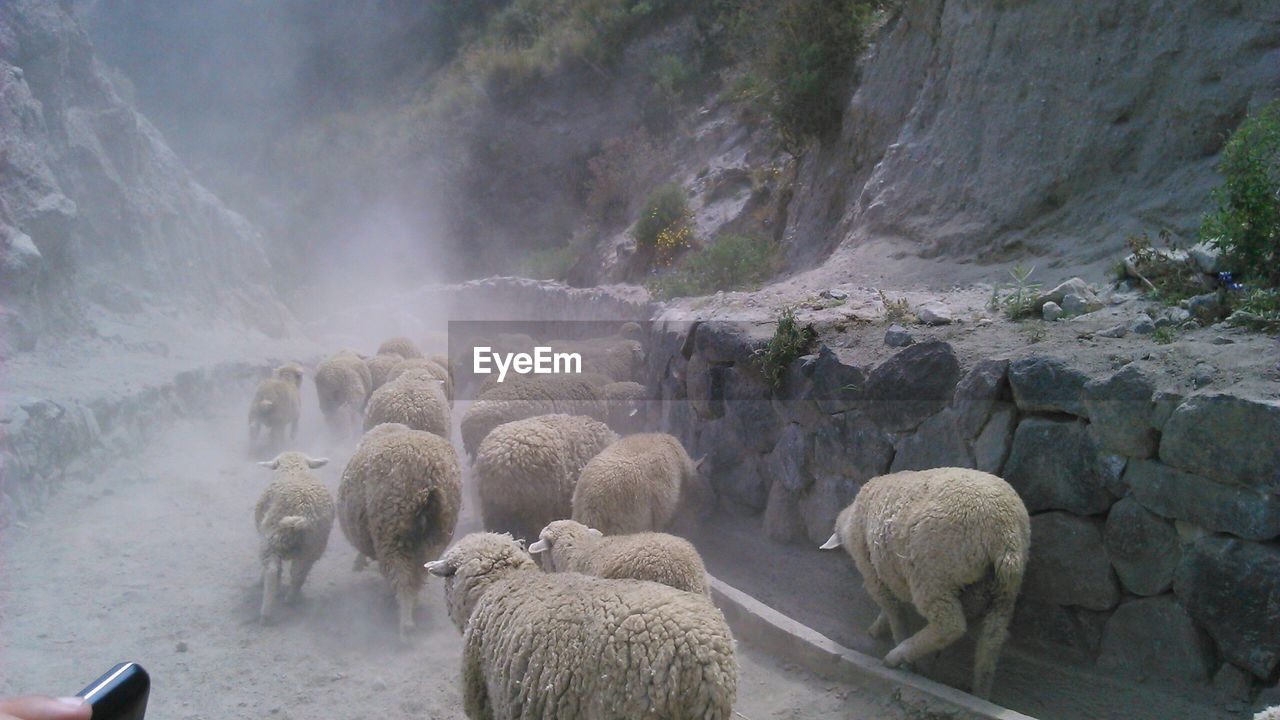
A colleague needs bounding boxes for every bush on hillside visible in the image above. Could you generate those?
[1201,100,1280,288]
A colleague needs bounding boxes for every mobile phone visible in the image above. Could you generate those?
[76,662,149,720]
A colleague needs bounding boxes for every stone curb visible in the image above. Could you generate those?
[711,576,1040,720]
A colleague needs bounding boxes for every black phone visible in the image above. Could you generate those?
[76,662,149,720]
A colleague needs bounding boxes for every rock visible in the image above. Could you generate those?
[1098,324,1128,338]
[973,403,1017,474]
[1149,389,1183,430]
[820,288,848,301]
[175,641,189,653]
[798,473,862,546]
[1129,316,1156,335]
[806,346,866,415]
[1188,293,1224,324]
[807,412,894,485]
[1191,363,1215,389]
[1160,394,1280,493]
[1061,293,1099,316]
[0,228,43,297]
[889,409,975,472]
[1009,598,1091,660]
[1163,307,1192,325]
[1125,460,1280,541]
[863,341,961,432]
[1041,301,1064,321]
[1104,498,1181,596]
[722,366,781,453]
[764,423,813,492]
[371,678,388,692]
[1211,663,1254,711]
[1008,356,1090,417]
[1036,277,1099,312]
[1097,596,1214,683]
[1210,335,1234,345]
[693,321,776,365]
[1004,417,1115,514]
[1083,365,1158,458]
[699,423,768,512]
[950,359,1009,439]
[1024,513,1120,611]
[916,301,953,326]
[884,324,914,347]
[1188,242,1221,274]
[1174,537,1280,678]
[763,480,806,544]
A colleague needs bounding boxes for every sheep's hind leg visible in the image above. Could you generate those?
[260,556,282,624]
[868,612,892,639]
[859,573,912,645]
[395,586,418,643]
[285,557,316,604]
[884,592,966,669]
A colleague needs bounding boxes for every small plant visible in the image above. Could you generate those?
[647,234,781,300]
[1124,231,1204,303]
[878,290,915,324]
[1227,287,1280,333]
[633,183,693,269]
[755,306,816,389]
[1201,99,1280,288]
[1152,326,1179,345]
[989,264,1042,320]
[650,53,693,110]
[1021,322,1046,344]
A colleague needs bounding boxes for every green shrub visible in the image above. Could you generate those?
[647,234,781,299]
[1228,287,1280,333]
[1201,100,1280,287]
[755,306,816,389]
[633,183,693,268]
[988,264,1042,320]
[1124,231,1205,304]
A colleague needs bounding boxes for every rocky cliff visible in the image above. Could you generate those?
[0,0,291,356]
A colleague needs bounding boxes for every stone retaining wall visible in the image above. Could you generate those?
[646,318,1280,707]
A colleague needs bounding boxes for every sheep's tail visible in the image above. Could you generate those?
[267,516,311,557]
[409,487,450,556]
[971,534,1028,699]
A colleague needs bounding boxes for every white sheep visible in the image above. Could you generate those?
[366,353,404,392]
[248,363,303,450]
[254,452,335,623]
[315,350,372,437]
[460,374,609,459]
[363,371,451,440]
[473,414,617,542]
[571,432,710,535]
[425,532,738,719]
[1254,707,1280,720]
[377,336,424,359]
[529,519,709,595]
[339,422,462,641]
[820,467,1030,700]
[386,357,453,402]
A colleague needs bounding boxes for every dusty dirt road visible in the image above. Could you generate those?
[0,386,907,720]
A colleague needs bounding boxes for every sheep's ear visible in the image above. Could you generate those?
[819,533,842,550]
[587,528,603,538]
[307,457,330,469]
[425,560,455,577]
[258,459,279,470]
[527,539,548,554]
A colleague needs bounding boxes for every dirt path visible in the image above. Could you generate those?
[0,390,904,720]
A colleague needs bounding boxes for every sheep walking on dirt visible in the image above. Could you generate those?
[363,371,451,439]
[248,363,304,450]
[529,520,709,595]
[460,374,609,459]
[377,336,424,359]
[425,533,738,720]
[254,452,335,624]
[571,432,711,535]
[315,351,372,438]
[386,357,453,402]
[367,353,404,392]
[820,468,1030,699]
[339,423,461,642]
[473,414,616,542]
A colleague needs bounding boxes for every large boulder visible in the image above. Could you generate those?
[889,408,975,472]
[764,423,814,493]
[1103,498,1181,596]
[807,412,894,484]
[722,366,781,453]
[1023,512,1120,611]
[1160,394,1280,493]
[1097,596,1215,683]
[973,403,1017,474]
[805,346,866,415]
[693,321,775,365]
[862,341,961,432]
[1008,356,1090,417]
[1174,537,1280,678]
[1125,460,1280,541]
[1083,365,1158,458]
[950,359,1010,439]
[685,353,727,420]
[1004,417,1116,514]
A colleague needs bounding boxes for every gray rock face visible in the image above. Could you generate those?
[684,353,725,420]
[1160,394,1280,492]
[1060,293,1096,316]
[694,321,776,365]
[1036,277,1097,312]
[1188,242,1221,274]
[1187,293,1224,324]
[1008,356,1090,417]
[1041,301,1063,321]
[1129,316,1156,335]
[1104,498,1181,596]
[1174,537,1280,678]
[1004,418,1115,514]
[722,367,780,453]
[765,423,813,492]
[806,346,866,415]
[973,403,1017,474]
[1083,365,1157,458]
[763,480,806,544]
[951,359,1009,439]
[1125,460,1280,542]
[916,301,953,325]
[1097,596,1214,683]
[808,412,894,484]
[1024,513,1120,611]
[884,324,914,347]
[862,341,961,432]
[889,408,974,472]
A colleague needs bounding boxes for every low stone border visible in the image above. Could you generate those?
[711,576,1039,720]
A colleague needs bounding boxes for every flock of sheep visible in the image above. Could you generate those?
[243,325,1046,716]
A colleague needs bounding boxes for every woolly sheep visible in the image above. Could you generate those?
[248,363,303,449]
[460,374,609,459]
[819,468,1030,699]
[340,423,461,641]
[428,352,451,376]
[377,336,424,359]
[254,452,334,623]
[425,533,738,719]
[571,432,710,535]
[473,414,617,542]
[1255,707,1280,720]
[603,380,647,434]
[529,520,709,595]
[367,353,404,392]
[386,357,453,402]
[315,351,372,437]
[618,321,643,341]
[363,371,451,439]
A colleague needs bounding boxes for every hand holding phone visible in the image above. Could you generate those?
[76,663,149,720]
